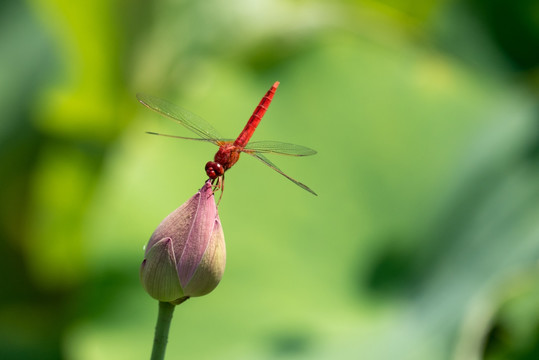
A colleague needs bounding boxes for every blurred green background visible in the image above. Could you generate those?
[1,0,539,359]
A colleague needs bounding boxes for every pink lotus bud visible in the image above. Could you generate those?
[140,181,226,303]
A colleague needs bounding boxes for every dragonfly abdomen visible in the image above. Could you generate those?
[233,81,279,148]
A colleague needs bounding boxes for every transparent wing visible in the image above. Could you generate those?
[146,132,232,145]
[246,153,317,196]
[243,141,317,156]
[137,93,222,143]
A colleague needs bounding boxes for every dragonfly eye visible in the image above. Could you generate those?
[205,161,224,179]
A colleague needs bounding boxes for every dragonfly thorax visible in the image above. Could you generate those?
[214,144,241,171]
[205,144,241,179]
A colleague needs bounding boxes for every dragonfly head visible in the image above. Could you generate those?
[205,161,225,179]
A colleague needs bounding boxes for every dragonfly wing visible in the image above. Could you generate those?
[146,132,234,145]
[246,153,317,196]
[243,141,317,156]
[146,132,229,144]
[137,93,222,142]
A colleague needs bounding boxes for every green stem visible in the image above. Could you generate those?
[150,301,176,360]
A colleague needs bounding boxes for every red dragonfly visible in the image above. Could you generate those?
[137,81,317,196]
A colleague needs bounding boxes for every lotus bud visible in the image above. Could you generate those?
[140,181,226,304]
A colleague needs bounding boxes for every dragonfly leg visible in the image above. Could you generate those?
[216,175,224,206]
[209,176,225,205]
